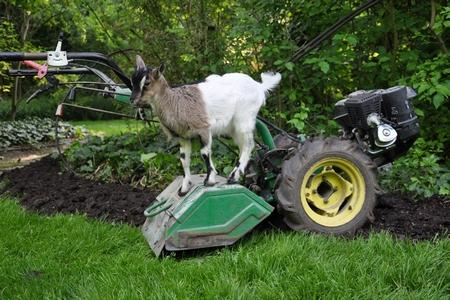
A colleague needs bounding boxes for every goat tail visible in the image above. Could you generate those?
[260,72,282,94]
[259,72,282,105]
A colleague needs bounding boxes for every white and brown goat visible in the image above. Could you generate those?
[130,55,281,195]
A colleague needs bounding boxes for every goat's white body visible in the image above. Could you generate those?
[198,72,280,137]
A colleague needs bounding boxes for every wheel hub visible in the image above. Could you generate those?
[304,169,354,216]
[300,157,365,227]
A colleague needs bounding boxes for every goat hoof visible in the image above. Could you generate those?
[178,187,190,197]
[227,178,238,184]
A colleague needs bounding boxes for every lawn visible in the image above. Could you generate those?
[70,119,147,136]
[1,196,449,299]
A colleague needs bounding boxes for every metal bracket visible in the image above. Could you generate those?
[47,35,68,66]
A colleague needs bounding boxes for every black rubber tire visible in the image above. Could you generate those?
[275,137,379,234]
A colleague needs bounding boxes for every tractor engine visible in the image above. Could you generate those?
[333,86,420,165]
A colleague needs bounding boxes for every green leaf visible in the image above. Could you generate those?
[435,84,450,96]
[417,83,429,95]
[318,61,330,74]
[433,93,445,108]
[285,62,294,71]
[414,108,424,117]
[274,60,284,66]
[288,90,297,101]
[304,58,319,64]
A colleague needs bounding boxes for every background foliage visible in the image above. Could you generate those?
[1,1,448,127]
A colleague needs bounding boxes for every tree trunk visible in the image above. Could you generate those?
[429,0,448,53]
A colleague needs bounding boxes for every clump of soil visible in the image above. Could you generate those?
[1,156,449,240]
[1,156,157,226]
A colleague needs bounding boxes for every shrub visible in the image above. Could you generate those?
[380,138,450,199]
[0,117,85,150]
[0,96,60,121]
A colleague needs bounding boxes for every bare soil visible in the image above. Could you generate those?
[1,156,449,239]
[1,156,157,226]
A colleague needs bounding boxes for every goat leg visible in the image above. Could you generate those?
[200,131,217,186]
[179,139,192,196]
[228,132,254,184]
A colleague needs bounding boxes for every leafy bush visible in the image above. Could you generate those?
[380,138,450,199]
[401,53,450,162]
[0,117,84,150]
[0,96,59,121]
[65,126,237,189]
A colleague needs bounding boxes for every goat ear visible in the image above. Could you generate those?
[158,62,165,74]
[136,55,146,70]
[153,63,165,79]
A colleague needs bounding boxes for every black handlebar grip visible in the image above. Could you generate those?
[0,52,25,61]
[0,52,48,61]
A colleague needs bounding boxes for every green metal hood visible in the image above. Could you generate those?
[142,175,274,256]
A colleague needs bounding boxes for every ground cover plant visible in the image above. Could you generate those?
[0,117,83,150]
[0,196,449,299]
[64,124,237,189]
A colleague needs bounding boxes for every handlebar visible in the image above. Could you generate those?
[0,51,131,89]
[8,68,93,76]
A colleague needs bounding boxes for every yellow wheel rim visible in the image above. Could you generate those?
[300,156,366,227]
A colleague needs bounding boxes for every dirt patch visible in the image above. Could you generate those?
[361,194,450,240]
[1,156,449,239]
[1,156,157,226]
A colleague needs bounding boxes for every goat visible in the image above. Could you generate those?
[130,55,281,195]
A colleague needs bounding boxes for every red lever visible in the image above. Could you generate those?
[23,60,48,79]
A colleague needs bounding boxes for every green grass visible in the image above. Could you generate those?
[1,197,449,299]
[70,119,146,136]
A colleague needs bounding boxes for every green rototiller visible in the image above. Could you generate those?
[0,0,420,256]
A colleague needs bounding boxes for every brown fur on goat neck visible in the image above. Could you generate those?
[144,71,210,139]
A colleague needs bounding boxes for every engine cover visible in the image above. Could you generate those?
[333,86,420,162]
